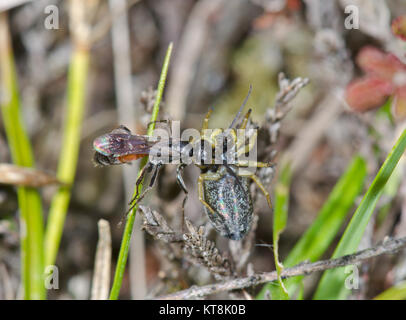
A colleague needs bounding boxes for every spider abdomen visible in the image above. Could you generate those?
[202,167,253,240]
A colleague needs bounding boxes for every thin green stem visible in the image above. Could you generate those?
[272,162,291,299]
[109,42,173,300]
[0,12,45,300]
[44,47,89,268]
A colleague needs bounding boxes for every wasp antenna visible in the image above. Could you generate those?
[111,125,132,134]
[118,125,131,132]
[229,84,253,129]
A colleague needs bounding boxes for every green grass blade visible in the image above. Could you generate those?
[314,129,406,300]
[0,12,45,300]
[257,155,367,299]
[271,162,291,299]
[374,281,406,300]
[109,42,173,300]
[44,47,89,268]
[376,159,403,225]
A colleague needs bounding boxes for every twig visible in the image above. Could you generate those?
[272,74,310,121]
[0,163,60,187]
[264,73,310,145]
[90,0,141,45]
[139,206,232,280]
[156,236,406,299]
[91,219,112,300]
[139,205,184,243]
[183,219,233,280]
[0,264,14,300]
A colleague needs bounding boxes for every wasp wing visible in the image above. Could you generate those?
[93,132,155,157]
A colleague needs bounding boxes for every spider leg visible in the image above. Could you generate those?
[198,172,221,214]
[236,128,258,157]
[234,160,275,168]
[237,109,252,130]
[201,108,213,133]
[250,174,273,211]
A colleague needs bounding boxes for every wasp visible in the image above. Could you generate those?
[93,123,190,211]
[93,86,273,240]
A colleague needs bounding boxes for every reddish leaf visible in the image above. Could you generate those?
[356,46,406,80]
[345,76,394,112]
[287,0,301,11]
[392,16,406,41]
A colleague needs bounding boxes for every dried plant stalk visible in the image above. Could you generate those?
[91,219,112,300]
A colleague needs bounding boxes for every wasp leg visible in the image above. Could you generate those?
[249,174,273,211]
[126,163,162,215]
[128,162,153,205]
[198,172,220,214]
[137,163,162,203]
[176,164,188,194]
[176,164,188,231]
[235,160,275,168]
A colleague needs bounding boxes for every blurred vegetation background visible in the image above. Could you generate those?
[1,0,406,300]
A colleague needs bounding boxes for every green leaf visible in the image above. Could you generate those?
[44,47,89,268]
[0,12,45,300]
[257,155,367,299]
[376,159,403,225]
[374,281,406,300]
[314,129,406,300]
